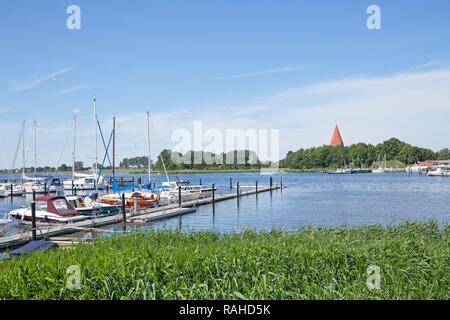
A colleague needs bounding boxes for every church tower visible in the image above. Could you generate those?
[330,125,344,146]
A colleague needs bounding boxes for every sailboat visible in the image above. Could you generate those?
[372,154,387,174]
[23,121,48,194]
[0,122,26,196]
[62,100,106,191]
[99,112,162,208]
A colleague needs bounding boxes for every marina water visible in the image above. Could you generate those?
[1,172,450,236]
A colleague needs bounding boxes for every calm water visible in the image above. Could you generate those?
[1,172,450,236]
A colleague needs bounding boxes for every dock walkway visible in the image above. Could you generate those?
[0,184,283,250]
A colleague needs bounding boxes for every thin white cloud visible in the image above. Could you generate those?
[54,84,89,96]
[54,78,136,96]
[0,107,11,114]
[11,66,76,93]
[218,66,311,80]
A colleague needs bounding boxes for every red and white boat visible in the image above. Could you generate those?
[100,191,160,209]
[10,196,86,223]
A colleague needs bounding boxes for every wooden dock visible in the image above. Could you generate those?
[0,184,283,250]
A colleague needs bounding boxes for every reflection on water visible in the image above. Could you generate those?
[1,172,450,236]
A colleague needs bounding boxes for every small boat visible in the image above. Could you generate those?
[100,191,159,209]
[66,195,120,216]
[372,168,385,174]
[161,181,215,197]
[159,187,202,204]
[326,168,356,175]
[10,196,86,223]
[63,173,106,191]
[0,183,26,197]
[427,167,450,177]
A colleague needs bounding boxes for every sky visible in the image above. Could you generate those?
[0,0,450,169]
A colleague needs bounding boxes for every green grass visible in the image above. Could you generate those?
[0,222,449,300]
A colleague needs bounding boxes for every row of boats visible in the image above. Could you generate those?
[1,179,216,226]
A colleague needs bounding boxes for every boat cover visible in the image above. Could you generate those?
[9,240,58,257]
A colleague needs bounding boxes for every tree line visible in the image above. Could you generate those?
[281,138,450,170]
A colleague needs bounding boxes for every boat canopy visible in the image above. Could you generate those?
[35,196,78,217]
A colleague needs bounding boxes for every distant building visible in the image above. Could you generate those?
[329,125,344,146]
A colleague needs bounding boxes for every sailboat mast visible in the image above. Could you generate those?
[112,116,116,180]
[93,98,98,191]
[33,120,37,175]
[72,115,77,179]
[22,120,25,180]
[147,111,151,184]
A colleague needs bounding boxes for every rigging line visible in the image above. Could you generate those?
[10,124,24,180]
[147,115,170,183]
[54,119,75,174]
[98,131,113,179]
[97,119,112,166]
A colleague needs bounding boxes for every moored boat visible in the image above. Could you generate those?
[66,195,120,216]
[0,183,26,197]
[10,196,86,223]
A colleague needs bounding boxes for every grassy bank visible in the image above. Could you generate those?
[0,222,449,299]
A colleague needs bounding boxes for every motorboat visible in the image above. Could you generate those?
[100,191,159,209]
[66,195,120,216]
[10,196,86,223]
[161,181,215,198]
[63,173,106,191]
[159,186,202,204]
[427,167,450,177]
[326,168,356,175]
[0,183,26,197]
[372,168,386,174]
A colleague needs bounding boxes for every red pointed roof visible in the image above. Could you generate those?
[330,125,344,146]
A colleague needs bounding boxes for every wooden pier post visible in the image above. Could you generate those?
[270,176,273,190]
[121,193,126,222]
[178,185,182,208]
[31,201,37,241]
[280,177,283,189]
[212,184,215,203]
[10,183,13,201]
[138,177,142,185]
[237,181,240,199]
[71,180,74,195]
[229,177,232,189]
[256,180,258,193]
[32,190,36,201]
[199,178,202,186]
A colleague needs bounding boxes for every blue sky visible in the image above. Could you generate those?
[1,1,450,168]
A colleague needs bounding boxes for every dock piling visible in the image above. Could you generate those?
[237,181,240,199]
[31,201,37,241]
[230,178,232,189]
[10,183,13,201]
[270,176,273,190]
[32,190,36,201]
[178,185,182,208]
[212,183,215,203]
[121,193,126,222]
